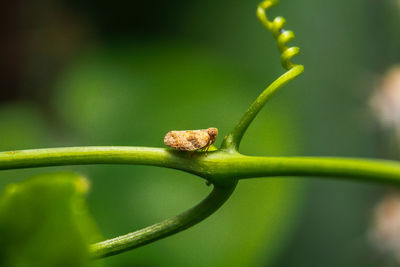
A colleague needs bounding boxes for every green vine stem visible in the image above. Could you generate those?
[1,148,400,186]
[90,182,237,258]
[221,0,304,152]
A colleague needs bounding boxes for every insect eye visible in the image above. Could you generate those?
[208,128,218,137]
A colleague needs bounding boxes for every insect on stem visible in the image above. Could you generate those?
[164,128,218,156]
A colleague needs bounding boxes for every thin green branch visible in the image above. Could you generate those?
[90,182,237,258]
[207,155,400,185]
[0,147,205,180]
[2,147,400,186]
[0,147,167,169]
[220,66,303,152]
[221,0,304,152]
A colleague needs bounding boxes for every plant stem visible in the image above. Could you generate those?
[207,154,400,185]
[220,65,303,152]
[1,147,400,186]
[90,182,237,258]
[0,146,199,177]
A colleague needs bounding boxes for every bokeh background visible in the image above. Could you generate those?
[1,0,400,266]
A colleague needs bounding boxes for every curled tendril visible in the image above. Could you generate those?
[221,0,304,152]
[257,0,300,70]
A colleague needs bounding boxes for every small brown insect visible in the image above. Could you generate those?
[164,127,218,156]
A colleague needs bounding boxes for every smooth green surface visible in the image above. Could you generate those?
[0,172,102,267]
[221,66,304,152]
[1,147,400,185]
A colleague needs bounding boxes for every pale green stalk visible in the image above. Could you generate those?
[90,182,237,258]
[2,148,400,186]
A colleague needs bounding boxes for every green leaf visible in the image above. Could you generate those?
[0,172,102,267]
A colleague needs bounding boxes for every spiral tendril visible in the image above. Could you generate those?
[257,0,301,70]
[221,0,304,152]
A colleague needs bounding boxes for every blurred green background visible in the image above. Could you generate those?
[0,0,400,266]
